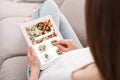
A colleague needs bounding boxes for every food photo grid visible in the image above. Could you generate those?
[33,36,63,65]
[20,16,63,69]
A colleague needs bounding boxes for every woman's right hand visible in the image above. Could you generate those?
[55,39,79,52]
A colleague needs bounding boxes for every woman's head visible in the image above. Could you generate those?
[86,0,120,80]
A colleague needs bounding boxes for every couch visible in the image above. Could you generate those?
[0,0,86,80]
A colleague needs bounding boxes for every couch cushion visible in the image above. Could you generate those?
[0,17,28,69]
[0,56,27,80]
[0,17,27,55]
[0,1,39,20]
[60,0,87,47]
[14,0,44,3]
[54,0,65,7]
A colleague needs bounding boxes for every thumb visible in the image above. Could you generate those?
[57,45,68,52]
[29,46,36,56]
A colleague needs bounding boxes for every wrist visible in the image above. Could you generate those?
[31,67,40,75]
[30,67,40,80]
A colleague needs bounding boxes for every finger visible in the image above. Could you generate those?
[56,41,68,48]
[55,40,67,44]
[28,46,33,55]
[28,46,35,56]
[56,45,68,52]
[27,47,31,56]
[29,46,37,56]
[27,48,31,60]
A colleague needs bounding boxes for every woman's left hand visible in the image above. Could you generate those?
[27,46,41,79]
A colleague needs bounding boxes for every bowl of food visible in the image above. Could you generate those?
[38,44,46,52]
[37,22,44,30]
[45,26,51,31]
[36,38,43,43]
[43,53,52,62]
[51,40,58,46]
[56,48,63,55]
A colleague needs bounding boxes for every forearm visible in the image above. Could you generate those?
[30,68,40,80]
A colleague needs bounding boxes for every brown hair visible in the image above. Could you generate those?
[86,0,120,80]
